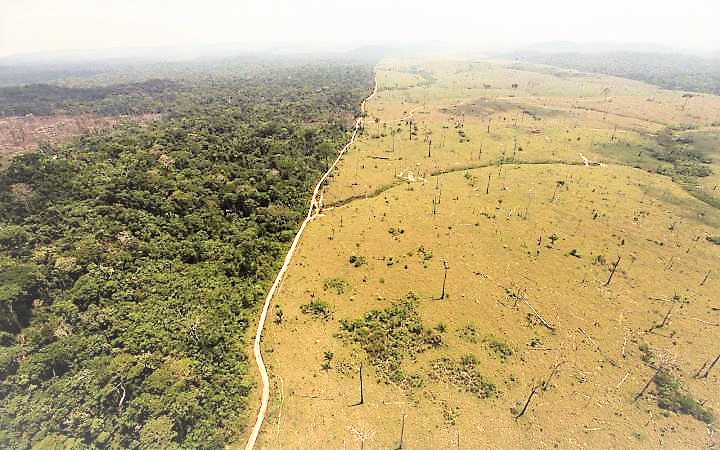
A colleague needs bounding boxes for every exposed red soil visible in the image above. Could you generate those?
[0,113,159,159]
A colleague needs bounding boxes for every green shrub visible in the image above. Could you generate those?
[458,323,479,343]
[273,305,284,324]
[349,255,366,267]
[430,357,497,399]
[487,338,513,361]
[338,293,440,387]
[321,351,333,370]
[639,343,654,364]
[654,371,715,424]
[461,354,479,367]
[323,277,350,294]
[417,246,433,262]
[567,248,581,258]
[300,299,332,320]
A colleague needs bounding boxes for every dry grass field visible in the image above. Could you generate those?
[254,56,720,449]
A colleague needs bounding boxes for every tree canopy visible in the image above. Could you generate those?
[0,61,373,448]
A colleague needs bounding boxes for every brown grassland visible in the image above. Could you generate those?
[253,56,720,449]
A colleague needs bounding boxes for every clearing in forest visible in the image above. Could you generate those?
[255,57,720,449]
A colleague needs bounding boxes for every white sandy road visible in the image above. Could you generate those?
[243,77,378,450]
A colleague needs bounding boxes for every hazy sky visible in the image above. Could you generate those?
[1,0,718,56]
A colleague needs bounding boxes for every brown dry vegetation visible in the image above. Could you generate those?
[253,57,720,449]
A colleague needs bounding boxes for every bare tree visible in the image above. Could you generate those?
[348,424,376,450]
[635,348,677,401]
[358,363,364,405]
[440,260,449,299]
[397,414,407,449]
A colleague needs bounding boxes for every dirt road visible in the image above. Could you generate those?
[243,77,377,450]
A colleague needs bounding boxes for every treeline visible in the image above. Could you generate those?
[0,62,373,448]
[0,79,181,116]
[0,58,373,118]
[510,51,720,95]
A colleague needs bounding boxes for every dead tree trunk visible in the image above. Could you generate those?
[359,363,364,405]
[657,304,675,329]
[701,270,711,286]
[541,361,565,391]
[695,360,709,378]
[515,385,537,419]
[440,261,449,299]
[702,353,720,379]
[634,370,657,401]
[605,256,621,286]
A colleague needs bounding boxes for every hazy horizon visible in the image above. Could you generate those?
[1,0,718,58]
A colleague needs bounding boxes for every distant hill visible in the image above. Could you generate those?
[4,41,719,90]
[506,51,720,95]
[514,41,679,54]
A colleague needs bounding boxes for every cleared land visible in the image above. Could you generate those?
[0,113,158,169]
[256,57,720,449]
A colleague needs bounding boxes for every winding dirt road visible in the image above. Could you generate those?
[243,77,378,450]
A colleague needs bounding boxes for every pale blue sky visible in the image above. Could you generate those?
[1,0,718,56]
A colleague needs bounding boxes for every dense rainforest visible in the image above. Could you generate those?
[0,79,182,116]
[509,51,720,95]
[0,56,374,116]
[0,61,374,448]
